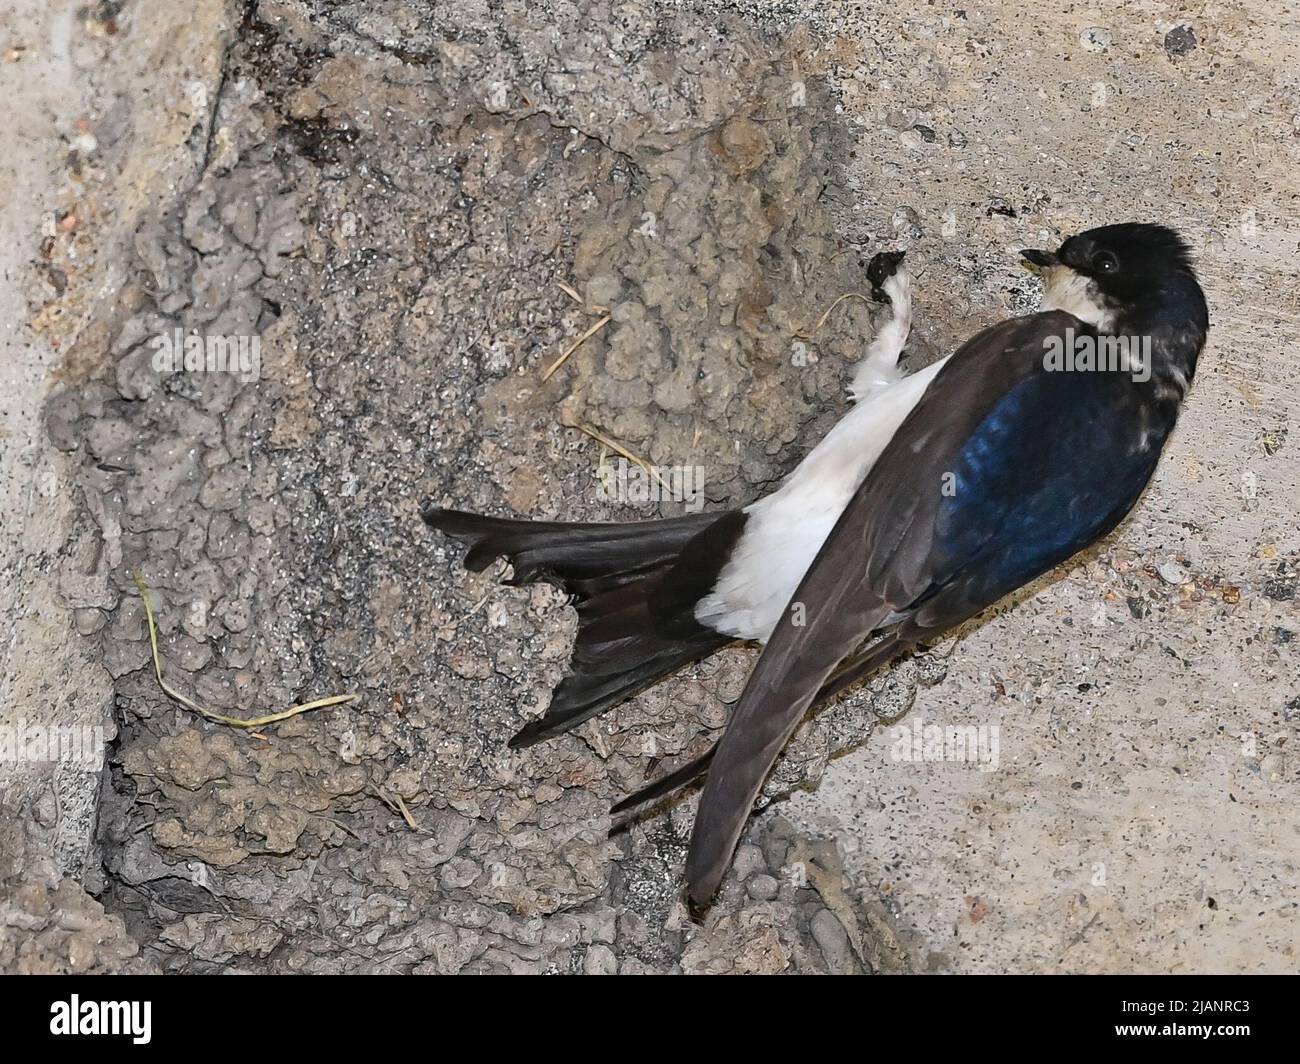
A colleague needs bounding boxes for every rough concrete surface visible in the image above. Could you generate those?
[0,0,1295,974]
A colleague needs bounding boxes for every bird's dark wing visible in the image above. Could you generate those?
[610,632,908,817]
[686,310,1166,905]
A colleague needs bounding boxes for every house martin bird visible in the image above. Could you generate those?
[423,222,1209,908]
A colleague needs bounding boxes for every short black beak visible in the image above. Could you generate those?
[1020,248,1060,268]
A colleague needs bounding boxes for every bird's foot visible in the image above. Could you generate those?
[848,250,914,403]
[867,249,906,303]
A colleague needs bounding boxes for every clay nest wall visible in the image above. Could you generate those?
[22,0,951,973]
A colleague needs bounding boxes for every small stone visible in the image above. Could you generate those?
[761,832,789,871]
[732,843,765,881]
[710,115,771,176]
[74,608,107,635]
[1262,566,1297,601]
[1221,585,1241,604]
[1079,28,1111,53]
[891,206,922,239]
[33,790,59,827]
[1158,562,1188,585]
[810,909,856,973]
[1164,25,1197,59]
[583,944,617,975]
[747,873,779,901]
[947,130,967,149]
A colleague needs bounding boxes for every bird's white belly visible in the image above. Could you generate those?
[694,357,947,642]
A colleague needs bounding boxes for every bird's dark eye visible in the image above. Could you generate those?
[1093,251,1119,274]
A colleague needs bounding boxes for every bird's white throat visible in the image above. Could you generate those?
[1038,264,1116,332]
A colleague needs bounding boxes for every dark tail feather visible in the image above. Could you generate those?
[422,505,743,746]
[815,632,906,703]
[611,744,717,815]
[508,599,730,748]
[608,633,911,811]
[422,506,722,601]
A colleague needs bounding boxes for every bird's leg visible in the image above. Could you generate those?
[849,250,913,403]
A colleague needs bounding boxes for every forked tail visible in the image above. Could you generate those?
[422,506,746,747]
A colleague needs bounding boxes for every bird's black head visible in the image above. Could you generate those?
[1022,222,1208,334]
